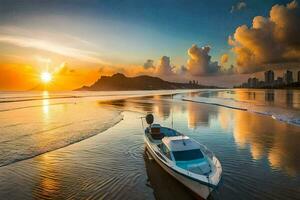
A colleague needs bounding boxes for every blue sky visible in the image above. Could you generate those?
[0,0,290,64]
[0,0,298,89]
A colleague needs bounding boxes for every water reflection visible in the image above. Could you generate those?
[187,102,211,128]
[247,91,256,100]
[267,130,300,176]
[1,90,299,199]
[286,91,293,108]
[230,109,300,176]
[101,97,216,129]
[34,154,60,198]
[144,149,197,200]
[42,91,50,116]
[217,107,234,130]
[200,106,299,176]
[0,98,121,167]
[198,89,300,109]
[153,97,171,119]
[99,96,170,118]
[265,90,274,103]
[100,93,300,177]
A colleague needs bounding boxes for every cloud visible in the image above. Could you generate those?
[97,62,157,78]
[221,64,237,75]
[179,65,188,75]
[54,62,75,75]
[97,56,176,78]
[287,0,298,9]
[187,44,220,76]
[98,66,119,76]
[0,34,107,65]
[229,0,300,73]
[143,59,155,69]
[220,54,229,65]
[219,54,236,74]
[156,56,174,75]
[231,1,247,13]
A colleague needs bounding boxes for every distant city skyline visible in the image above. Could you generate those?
[236,69,300,88]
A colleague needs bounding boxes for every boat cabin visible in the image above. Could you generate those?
[160,136,211,174]
[161,136,204,160]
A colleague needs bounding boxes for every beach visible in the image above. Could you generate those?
[0,89,300,199]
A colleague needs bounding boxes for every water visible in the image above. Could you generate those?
[0,89,299,199]
[0,90,186,167]
[180,89,300,126]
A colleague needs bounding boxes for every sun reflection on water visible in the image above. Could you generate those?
[42,91,49,116]
[36,154,60,197]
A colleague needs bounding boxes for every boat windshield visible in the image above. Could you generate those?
[172,149,204,161]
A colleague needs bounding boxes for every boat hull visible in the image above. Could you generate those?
[145,142,212,199]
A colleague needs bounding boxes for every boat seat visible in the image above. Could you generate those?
[151,126,164,140]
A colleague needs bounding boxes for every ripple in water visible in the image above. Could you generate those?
[0,101,123,167]
[0,91,299,200]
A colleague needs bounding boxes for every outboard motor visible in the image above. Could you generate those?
[146,114,154,125]
[146,114,163,140]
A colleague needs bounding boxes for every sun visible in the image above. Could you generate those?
[41,72,52,83]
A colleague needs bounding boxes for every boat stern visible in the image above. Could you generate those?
[209,156,222,187]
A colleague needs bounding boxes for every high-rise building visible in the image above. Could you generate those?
[284,70,293,84]
[274,77,283,86]
[247,78,252,87]
[247,77,259,88]
[264,70,274,85]
[277,77,283,86]
[252,78,258,88]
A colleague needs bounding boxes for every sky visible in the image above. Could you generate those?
[0,0,299,90]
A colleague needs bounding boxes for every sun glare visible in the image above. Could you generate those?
[41,72,52,83]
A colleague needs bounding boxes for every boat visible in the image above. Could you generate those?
[143,114,222,199]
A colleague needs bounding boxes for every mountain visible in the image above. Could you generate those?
[76,73,220,91]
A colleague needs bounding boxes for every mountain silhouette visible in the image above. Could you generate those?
[76,73,220,91]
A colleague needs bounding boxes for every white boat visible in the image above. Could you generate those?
[143,114,222,199]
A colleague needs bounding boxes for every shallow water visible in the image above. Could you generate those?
[0,90,187,167]
[180,89,300,126]
[0,89,299,199]
[0,95,122,167]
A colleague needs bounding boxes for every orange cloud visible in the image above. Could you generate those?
[53,62,75,75]
[98,64,156,78]
[187,44,220,75]
[220,54,229,65]
[156,56,174,76]
[229,0,300,73]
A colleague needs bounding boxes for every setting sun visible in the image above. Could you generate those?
[41,72,52,83]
